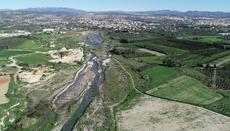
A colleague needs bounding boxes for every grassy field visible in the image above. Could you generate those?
[0,50,33,58]
[16,53,51,65]
[206,91,230,116]
[53,37,79,49]
[130,56,163,65]
[33,34,51,44]
[133,42,187,55]
[178,35,230,44]
[211,54,230,66]
[144,66,180,91]
[18,40,48,51]
[0,50,33,66]
[148,75,223,105]
[175,50,230,66]
[102,60,132,104]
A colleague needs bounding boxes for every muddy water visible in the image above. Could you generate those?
[0,75,10,105]
[61,58,104,131]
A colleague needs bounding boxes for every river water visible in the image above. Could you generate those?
[61,58,104,131]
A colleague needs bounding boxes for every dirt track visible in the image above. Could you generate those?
[117,96,230,131]
[139,48,166,56]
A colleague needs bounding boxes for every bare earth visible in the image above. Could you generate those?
[49,48,84,64]
[0,75,11,105]
[117,96,230,131]
[18,67,54,84]
[139,48,166,56]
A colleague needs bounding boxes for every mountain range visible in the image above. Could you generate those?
[0,7,86,14]
[0,7,230,17]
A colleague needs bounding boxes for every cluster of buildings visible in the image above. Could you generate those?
[0,30,31,38]
[194,18,230,26]
[77,15,158,33]
[1,11,230,35]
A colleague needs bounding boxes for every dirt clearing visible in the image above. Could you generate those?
[49,48,84,64]
[18,67,54,84]
[0,75,11,105]
[117,96,230,131]
[139,48,166,56]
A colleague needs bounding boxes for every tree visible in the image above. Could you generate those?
[163,57,177,67]
[120,38,128,43]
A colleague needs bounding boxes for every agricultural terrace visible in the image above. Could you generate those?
[178,35,230,45]
[147,75,222,105]
[211,53,230,67]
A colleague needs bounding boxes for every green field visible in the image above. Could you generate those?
[179,35,230,44]
[0,50,33,66]
[0,50,33,58]
[16,53,51,65]
[175,50,230,66]
[131,56,163,65]
[102,60,132,104]
[53,37,79,49]
[18,40,48,51]
[144,66,180,91]
[211,54,230,66]
[148,75,223,105]
[133,42,187,55]
[206,91,230,116]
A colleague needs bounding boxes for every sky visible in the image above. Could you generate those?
[0,0,229,12]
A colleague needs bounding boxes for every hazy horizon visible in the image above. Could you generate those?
[2,7,230,13]
[0,0,230,12]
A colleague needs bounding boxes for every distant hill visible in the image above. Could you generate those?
[137,10,230,18]
[16,7,86,14]
[0,8,230,17]
[0,9,12,12]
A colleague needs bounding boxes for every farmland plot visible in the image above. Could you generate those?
[147,75,222,105]
[117,96,230,131]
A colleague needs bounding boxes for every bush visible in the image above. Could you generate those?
[162,57,179,67]
[120,39,129,43]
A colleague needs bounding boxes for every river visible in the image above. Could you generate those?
[61,57,104,131]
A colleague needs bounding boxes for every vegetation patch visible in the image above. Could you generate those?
[131,56,163,65]
[102,60,131,104]
[16,53,51,66]
[144,66,180,91]
[206,91,230,116]
[179,35,230,45]
[148,75,222,105]
[0,50,32,58]
[18,40,48,51]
